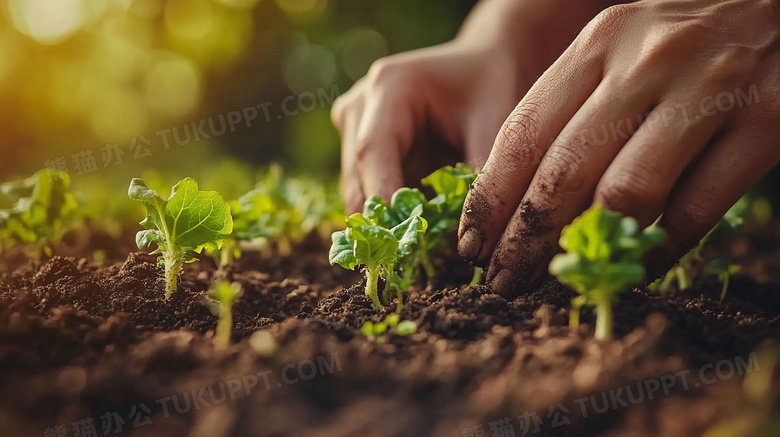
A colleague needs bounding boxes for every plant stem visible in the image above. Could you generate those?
[470,267,483,286]
[595,300,613,341]
[569,299,582,330]
[164,255,182,299]
[676,260,693,291]
[219,242,233,268]
[418,237,435,280]
[215,305,232,350]
[395,287,404,314]
[720,274,730,302]
[365,267,382,310]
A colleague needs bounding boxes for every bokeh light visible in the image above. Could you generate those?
[0,0,471,179]
[8,0,86,45]
[340,28,388,81]
[144,53,202,118]
[283,43,337,95]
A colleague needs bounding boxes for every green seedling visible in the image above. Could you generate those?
[363,188,433,279]
[329,210,426,311]
[205,281,243,350]
[129,178,233,298]
[653,198,747,293]
[704,258,741,302]
[0,169,77,260]
[361,313,417,343]
[549,205,665,341]
[362,164,478,281]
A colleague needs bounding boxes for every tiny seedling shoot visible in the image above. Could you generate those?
[206,281,243,350]
[704,258,741,302]
[549,205,665,341]
[129,178,233,298]
[361,314,417,343]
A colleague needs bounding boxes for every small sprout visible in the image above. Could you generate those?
[0,169,77,260]
[329,211,426,310]
[205,281,243,350]
[549,205,665,341]
[704,258,741,302]
[361,314,417,342]
[654,198,748,293]
[129,178,233,298]
[470,266,484,286]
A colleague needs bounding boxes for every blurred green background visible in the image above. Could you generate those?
[0,0,776,208]
[0,0,476,186]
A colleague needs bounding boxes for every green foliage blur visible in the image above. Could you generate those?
[0,0,475,184]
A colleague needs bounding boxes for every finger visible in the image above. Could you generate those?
[463,99,517,171]
[648,106,780,278]
[334,83,367,213]
[458,35,604,267]
[353,76,420,207]
[595,93,730,226]
[486,76,658,297]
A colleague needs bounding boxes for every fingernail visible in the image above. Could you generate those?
[458,228,484,261]
[489,268,516,298]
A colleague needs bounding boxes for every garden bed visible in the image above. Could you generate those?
[1,222,779,437]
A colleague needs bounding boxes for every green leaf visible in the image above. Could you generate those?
[395,320,417,336]
[208,281,243,308]
[361,322,375,337]
[385,314,400,328]
[329,230,357,269]
[129,177,233,297]
[351,225,398,271]
[392,212,427,259]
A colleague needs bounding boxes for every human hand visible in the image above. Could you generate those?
[459,0,780,297]
[332,0,615,213]
[331,41,524,213]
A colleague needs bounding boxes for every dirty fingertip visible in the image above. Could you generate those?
[458,228,484,262]
[488,268,516,298]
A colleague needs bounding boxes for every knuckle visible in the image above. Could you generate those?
[495,101,544,166]
[354,137,374,165]
[678,194,719,231]
[366,57,413,85]
[579,4,636,44]
[535,142,587,194]
[703,46,757,86]
[597,164,664,215]
[663,196,720,252]
[331,99,346,130]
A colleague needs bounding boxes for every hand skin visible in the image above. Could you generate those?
[332,0,618,213]
[459,0,780,298]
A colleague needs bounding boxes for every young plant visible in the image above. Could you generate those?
[361,163,478,280]
[549,205,665,341]
[214,190,275,267]
[205,281,243,350]
[421,163,477,250]
[653,198,747,293]
[361,314,417,343]
[363,188,432,278]
[129,178,233,298]
[704,258,742,302]
[329,210,426,310]
[0,169,77,260]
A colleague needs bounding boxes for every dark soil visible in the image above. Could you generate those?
[1,223,779,437]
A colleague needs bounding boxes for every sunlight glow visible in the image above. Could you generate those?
[8,0,86,44]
